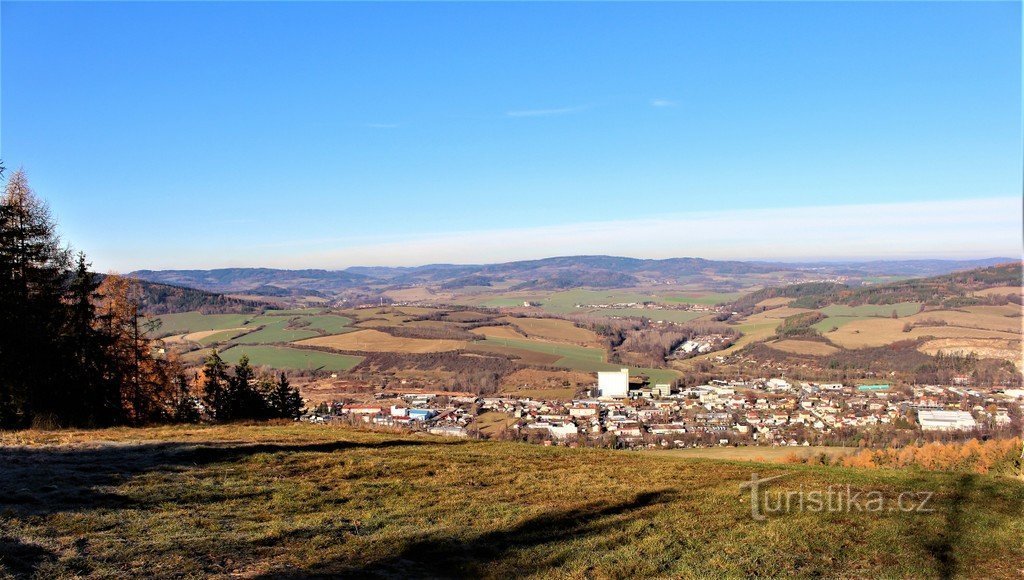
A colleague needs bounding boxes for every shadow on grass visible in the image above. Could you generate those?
[924,473,973,580]
[0,438,453,518]
[0,536,58,577]
[258,489,677,578]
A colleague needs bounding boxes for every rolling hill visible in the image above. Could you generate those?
[129,256,1016,295]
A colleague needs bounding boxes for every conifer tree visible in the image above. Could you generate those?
[201,350,231,421]
[269,372,303,419]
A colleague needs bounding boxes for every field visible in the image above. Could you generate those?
[297,329,466,353]
[469,325,528,340]
[500,316,601,345]
[459,289,725,322]
[766,339,840,356]
[220,345,364,372]
[1,424,1022,578]
[150,312,256,335]
[643,445,857,462]
[819,302,922,317]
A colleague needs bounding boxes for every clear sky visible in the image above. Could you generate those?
[1,1,1021,270]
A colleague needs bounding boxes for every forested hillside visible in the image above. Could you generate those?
[729,263,1021,314]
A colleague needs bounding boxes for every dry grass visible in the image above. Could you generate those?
[645,446,857,462]
[470,325,528,340]
[755,297,795,308]
[0,424,1022,578]
[499,317,602,345]
[973,286,1023,298]
[181,327,250,342]
[829,313,1021,349]
[918,338,1023,368]
[296,329,466,354]
[767,340,840,356]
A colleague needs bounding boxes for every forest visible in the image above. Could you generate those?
[0,166,302,428]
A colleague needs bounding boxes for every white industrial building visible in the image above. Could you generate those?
[917,409,977,431]
[597,368,631,398]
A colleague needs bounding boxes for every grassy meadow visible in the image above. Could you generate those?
[1,424,1021,578]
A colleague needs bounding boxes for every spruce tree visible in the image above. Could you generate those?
[201,350,231,421]
[0,169,72,427]
[270,372,303,419]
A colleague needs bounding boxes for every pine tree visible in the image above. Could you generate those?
[269,372,303,419]
[0,169,72,427]
[201,350,231,421]
[228,355,266,419]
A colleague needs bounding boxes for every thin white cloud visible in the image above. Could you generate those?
[651,98,676,107]
[269,196,1022,268]
[505,105,586,118]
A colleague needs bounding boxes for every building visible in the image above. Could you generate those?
[597,368,630,398]
[917,410,977,431]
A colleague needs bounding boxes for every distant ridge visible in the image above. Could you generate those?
[130,256,1017,295]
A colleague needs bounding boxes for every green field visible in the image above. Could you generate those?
[220,345,363,372]
[664,291,744,305]
[197,328,254,346]
[2,424,1021,577]
[149,312,258,335]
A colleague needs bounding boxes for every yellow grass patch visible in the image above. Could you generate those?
[499,317,601,345]
[296,329,465,353]
[829,317,1020,349]
[470,325,528,340]
[755,297,794,308]
[973,285,1023,298]
[918,338,1023,368]
[182,328,249,342]
[767,340,840,356]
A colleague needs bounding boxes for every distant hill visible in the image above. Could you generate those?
[110,276,268,315]
[130,256,1016,295]
[129,268,371,294]
[729,262,1022,313]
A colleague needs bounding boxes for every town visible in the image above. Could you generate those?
[301,368,1024,450]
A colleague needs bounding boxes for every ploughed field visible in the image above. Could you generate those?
[1,424,1022,578]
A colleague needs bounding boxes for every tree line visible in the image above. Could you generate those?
[0,166,303,428]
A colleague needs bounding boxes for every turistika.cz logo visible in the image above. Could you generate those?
[740,473,935,521]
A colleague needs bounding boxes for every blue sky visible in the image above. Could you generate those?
[1,1,1020,270]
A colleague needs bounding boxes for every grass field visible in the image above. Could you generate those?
[664,291,744,305]
[297,329,466,353]
[1,424,1021,577]
[149,312,257,335]
[220,345,363,372]
[500,317,601,345]
[819,302,922,317]
[232,318,321,344]
[643,445,857,462]
[767,339,840,356]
